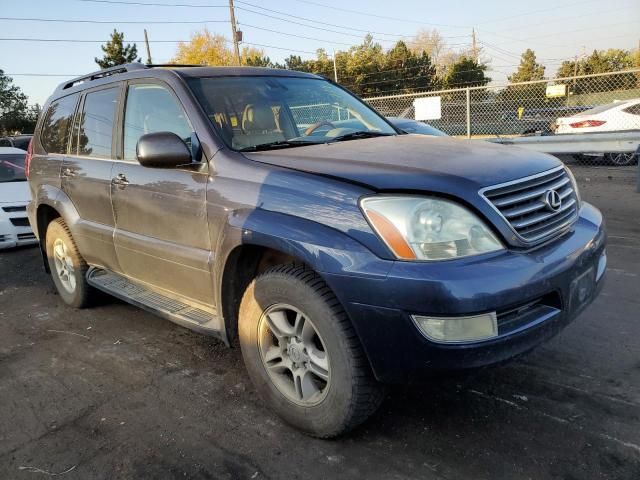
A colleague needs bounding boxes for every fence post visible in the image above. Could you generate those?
[465,87,471,139]
[636,144,640,193]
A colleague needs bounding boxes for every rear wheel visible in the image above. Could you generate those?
[45,218,96,308]
[606,152,638,166]
[238,264,384,438]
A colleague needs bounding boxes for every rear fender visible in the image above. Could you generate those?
[32,185,82,272]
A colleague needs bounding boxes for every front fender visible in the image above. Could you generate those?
[213,208,394,343]
[217,208,392,278]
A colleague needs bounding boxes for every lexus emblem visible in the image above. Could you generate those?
[543,189,562,212]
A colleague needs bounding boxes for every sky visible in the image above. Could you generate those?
[1,0,639,106]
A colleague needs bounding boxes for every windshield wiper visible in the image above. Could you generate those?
[327,131,394,143]
[238,139,317,152]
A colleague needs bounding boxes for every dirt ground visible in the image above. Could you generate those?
[1,165,639,479]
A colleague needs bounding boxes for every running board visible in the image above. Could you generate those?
[86,267,221,336]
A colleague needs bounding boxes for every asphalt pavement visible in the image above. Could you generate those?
[1,165,638,479]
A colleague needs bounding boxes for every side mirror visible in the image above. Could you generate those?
[136,131,192,168]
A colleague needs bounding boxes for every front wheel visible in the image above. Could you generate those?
[238,264,384,438]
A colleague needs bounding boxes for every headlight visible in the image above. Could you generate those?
[564,166,581,206]
[360,196,503,261]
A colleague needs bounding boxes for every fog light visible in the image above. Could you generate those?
[412,312,498,343]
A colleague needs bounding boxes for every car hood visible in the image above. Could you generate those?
[242,135,562,192]
[0,181,30,204]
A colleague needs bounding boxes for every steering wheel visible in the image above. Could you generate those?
[304,121,336,136]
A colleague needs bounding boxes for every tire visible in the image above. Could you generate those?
[45,218,96,308]
[238,264,384,438]
[605,152,638,166]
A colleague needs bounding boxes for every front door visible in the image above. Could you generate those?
[61,85,121,270]
[111,81,213,306]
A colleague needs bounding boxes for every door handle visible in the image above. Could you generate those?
[112,173,129,186]
[62,167,76,178]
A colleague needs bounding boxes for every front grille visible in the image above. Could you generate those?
[9,217,30,227]
[2,206,27,213]
[481,166,579,244]
[17,233,36,240]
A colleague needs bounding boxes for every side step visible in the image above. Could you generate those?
[86,267,221,336]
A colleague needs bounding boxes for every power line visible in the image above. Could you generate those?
[234,1,413,39]
[477,0,597,25]
[0,37,318,54]
[0,16,227,24]
[289,0,469,29]
[239,23,353,47]
[77,0,226,7]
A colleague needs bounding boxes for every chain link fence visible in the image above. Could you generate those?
[364,69,640,167]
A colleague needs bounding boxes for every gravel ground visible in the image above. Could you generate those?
[0,165,639,480]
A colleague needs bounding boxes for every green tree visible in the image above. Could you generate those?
[509,49,545,83]
[0,69,36,135]
[555,48,637,94]
[443,56,490,89]
[95,29,141,69]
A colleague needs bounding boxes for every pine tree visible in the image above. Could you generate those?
[509,49,545,83]
[95,30,141,69]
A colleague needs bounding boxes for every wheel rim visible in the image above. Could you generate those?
[257,304,331,406]
[609,152,635,166]
[52,238,76,293]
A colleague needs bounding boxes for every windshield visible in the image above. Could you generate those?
[0,154,27,183]
[187,76,396,151]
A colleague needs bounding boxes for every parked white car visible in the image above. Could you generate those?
[555,98,640,134]
[0,147,37,249]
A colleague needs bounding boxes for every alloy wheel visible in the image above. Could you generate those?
[258,303,331,406]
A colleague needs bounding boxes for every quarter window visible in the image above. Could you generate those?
[76,87,119,158]
[623,104,640,116]
[123,84,192,162]
[40,94,79,154]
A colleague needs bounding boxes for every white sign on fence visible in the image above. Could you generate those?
[414,96,442,120]
[545,84,567,98]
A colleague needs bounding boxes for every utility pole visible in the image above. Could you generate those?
[144,29,152,65]
[471,28,478,61]
[332,49,338,82]
[228,0,241,65]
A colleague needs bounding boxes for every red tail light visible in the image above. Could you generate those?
[25,138,33,178]
[569,120,606,128]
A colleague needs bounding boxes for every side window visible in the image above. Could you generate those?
[76,87,119,158]
[123,84,192,161]
[40,94,79,154]
[623,104,640,116]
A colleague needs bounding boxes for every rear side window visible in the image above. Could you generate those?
[76,87,119,158]
[40,94,79,154]
[623,103,640,115]
[123,83,192,161]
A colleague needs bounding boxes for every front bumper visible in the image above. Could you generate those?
[323,202,606,383]
[0,203,37,250]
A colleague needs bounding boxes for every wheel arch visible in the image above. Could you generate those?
[33,186,82,273]
[214,208,386,344]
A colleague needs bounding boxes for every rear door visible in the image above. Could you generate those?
[111,80,213,305]
[62,84,122,269]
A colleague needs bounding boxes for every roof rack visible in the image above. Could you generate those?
[58,63,148,91]
[147,64,204,68]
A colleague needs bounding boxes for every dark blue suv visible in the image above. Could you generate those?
[27,64,606,437]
